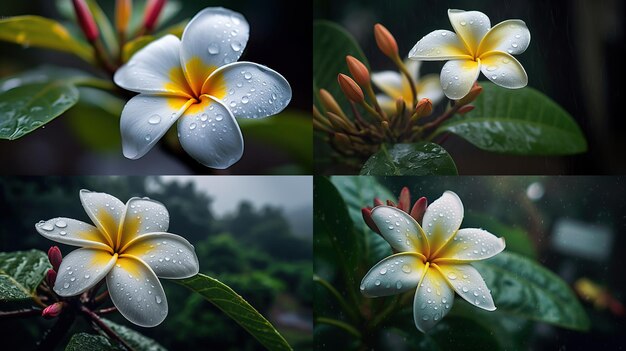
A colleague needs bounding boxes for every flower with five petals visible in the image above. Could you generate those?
[114,7,292,168]
[409,9,530,100]
[35,189,199,327]
[371,59,444,114]
[360,191,505,332]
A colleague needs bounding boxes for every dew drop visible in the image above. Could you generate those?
[512,43,519,48]
[59,231,67,236]
[460,21,467,26]
[462,286,469,293]
[244,72,252,80]
[63,282,70,289]
[486,65,498,72]
[230,41,242,51]
[441,32,447,36]
[422,315,430,321]
[55,220,67,228]
[447,273,457,280]
[148,114,161,125]
[189,123,197,130]
[145,134,151,141]
[396,281,403,289]
[380,268,387,275]
[200,113,208,122]
[84,274,90,279]
[241,96,249,104]
[402,264,411,273]
[374,280,381,286]
[427,287,432,293]
[207,43,220,55]
[215,114,224,121]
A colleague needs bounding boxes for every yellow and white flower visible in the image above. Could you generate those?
[35,190,199,327]
[409,9,530,100]
[114,7,292,169]
[360,191,505,332]
[371,59,443,113]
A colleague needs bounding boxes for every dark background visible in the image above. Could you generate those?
[315,0,626,174]
[0,0,312,175]
[0,176,313,350]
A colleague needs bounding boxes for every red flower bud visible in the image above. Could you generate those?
[414,98,433,118]
[398,187,411,212]
[456,83,483,106]
[457,105,475,114]
[386,199,396,207]
[361,207,380,234]
[373,198,384,207]
[143,0,166,31]
[410,197,428,224]
[346,55,370,87]
[47,246,62,271]
[338,74,365,103]
[72,0,99,42]
[42,302,65,319]
[374,23,399,58]
[46,269,57,289]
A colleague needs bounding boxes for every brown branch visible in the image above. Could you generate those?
[81,306,135,351]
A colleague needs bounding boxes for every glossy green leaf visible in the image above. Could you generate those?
[0,16,94,63]
[101,318,167,351]
[0,249,51,308]
[360,143,458,175]
[239,111,313,172]
[65,333,116,351]
[177,273,292,351]
[473,251,589,330]
[0,81,79,140]
[435,83,587,155]
[313,21,368,113]
[330,176,395,265]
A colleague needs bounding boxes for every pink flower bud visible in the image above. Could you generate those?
[337,74,365,103]
[72,0,99,42]
[47,246,62,271]
[46,269,57,289]
[410,197,428,224]
[373,198,384,207]
[398,187,411,212]
[361,208,380,234]
[143,0,166,31]
[42,302,64,319]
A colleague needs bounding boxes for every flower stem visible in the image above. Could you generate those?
[316,317,362,339]
[393,56,417,106]
[313,275,359,322]
[0,308,41,319]
[73,77,117,91]
[81,306,135,351]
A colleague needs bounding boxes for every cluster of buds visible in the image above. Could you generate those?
[71,0,167,73]
[314,24,483,160]
[361,187,428,237]
[42,246,64,318]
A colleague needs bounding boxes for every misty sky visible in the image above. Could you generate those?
[160,176,312,216]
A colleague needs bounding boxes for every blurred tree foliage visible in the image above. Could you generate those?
[0,176,312,350]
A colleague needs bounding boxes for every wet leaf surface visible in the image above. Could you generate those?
[0,249,50,309]
[360,143,458,175]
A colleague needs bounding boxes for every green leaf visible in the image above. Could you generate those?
[238,111,313,172]
[435,83,587,155]
[330,176,395,265]
[313,20,368,113]
[0,16,94,63]
[177,273,292,351]
[0,80,79,140]
[360,143,458,175]
[0,249,51,308]
[473,251,589,330]
[65,333,116,351]
[101,318,167,351]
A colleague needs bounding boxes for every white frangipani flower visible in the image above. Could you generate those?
[371,59,444,113]
[114,7,292,168]
[409,9,530,100]
[35,190,200,327]
[360,191,505,332]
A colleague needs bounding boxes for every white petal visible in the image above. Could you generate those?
[120,94,192,160]
[375,94,396,114]
[106,257,168,327]
[440,59,481,100]
[436,263,496,311]
[478,20,531,56]
[422,191,464,255]
[447,9,491,56]
[437,228,505,262]
[114,35,193,97]
[210,62,291,119]
[54,248,116,297]
[413,268,454,332]
[177,96,243,169]
[408,30,471,61]
[404,59,421,82]
[371,206,426,253]
[79,190,125,247]
[122,232,199,279]
[479,53,528,89]
[416,74,445,104]
[180,7,249,95]
[371,71,403,99]
[360,253,425,297]
[35,218,111,250]
[118,198,170,250]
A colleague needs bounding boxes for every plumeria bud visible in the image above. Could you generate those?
[72,0,99,42]
[398,187,411,212]
[327,112,354,133]
[456,83,483,106]
[143,0,166,31]
[333,132,352,150]
[115,0,132,34]
[47,246,62,271]
[414,98,433,118]
[338,74,364,103]
[373,198,384,207]
[46,269,57,288]
[386,199,396,207]
[346,55,370,87]
[361,207,380,234]
[319,89,347,118]
[374,23,399,58]
[457,105,475,114]
[410,196,428,224]
[42,302,65,319]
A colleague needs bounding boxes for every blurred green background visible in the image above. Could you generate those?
[0,0,312,175]
[0,176,313,350]
[314,0,626,174]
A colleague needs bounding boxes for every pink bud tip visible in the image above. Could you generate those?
[361,207,380,234]
[143,0,166,31]
[410,197,428,224]
[42,302,64,319]
[46,269,57,289]
[398,187,411,212]
[72,0,99,42]
[47,246,62,271]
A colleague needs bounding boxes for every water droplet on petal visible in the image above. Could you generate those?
[208,43,220,55]
[447,273,457,280]
[402,264,411,273]
[63,282,70,288]
[460,21,467,26]
[55,220,67,228]
[59,231,67,236]
[148,114,161,125]
[374,280,381,286]
[241,96,249,104]
[41,223,54,231]
[230,41,242,51]
[243,72,252,80]
[380,268,387,275]
[189,123,197,130]
[215,114,224,121]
